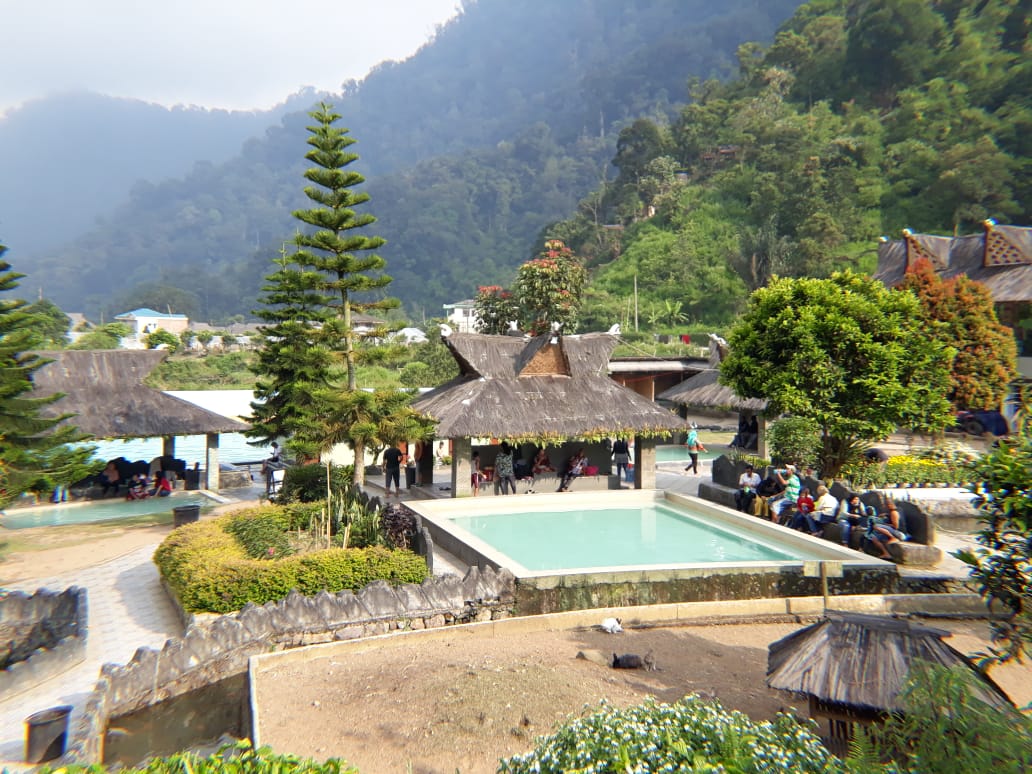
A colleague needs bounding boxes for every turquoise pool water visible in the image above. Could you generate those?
[448,501,826,571]
[655,444,726,463]
[1,494,214,530]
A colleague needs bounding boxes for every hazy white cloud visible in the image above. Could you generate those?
[1,0,459,112]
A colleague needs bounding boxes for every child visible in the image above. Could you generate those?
[127,474,149,500]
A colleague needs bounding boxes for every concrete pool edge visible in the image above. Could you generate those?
[407,490,897,615]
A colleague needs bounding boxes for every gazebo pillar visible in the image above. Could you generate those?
[757,417,768,460]
[416,436,435,487]
[451,437,472,497]
[633,436,657,489]
[162,435,175,459]
[204,432,220,490]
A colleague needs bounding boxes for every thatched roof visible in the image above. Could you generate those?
[875,224,1032,303]
[30,350,250,439]
[767,612,1014,714]
[657,368,768,412]
[411,331,685,440]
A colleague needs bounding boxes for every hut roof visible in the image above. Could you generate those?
[657,368,768,412]
[411,331,685,440]
[30,350,250,439]
[874,224,1032,303]
[767,612,1014,714]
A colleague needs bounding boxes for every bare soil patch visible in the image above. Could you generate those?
[255,619,1032,774]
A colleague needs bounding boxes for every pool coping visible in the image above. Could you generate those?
[408,489,886,581]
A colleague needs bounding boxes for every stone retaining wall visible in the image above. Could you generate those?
[60,566,516,765]
[0,587,87,698]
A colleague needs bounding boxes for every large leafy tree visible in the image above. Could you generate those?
[0,247,97,506]
[250,103,413,483]
[898,257,1018,411]
[720,270,954,477]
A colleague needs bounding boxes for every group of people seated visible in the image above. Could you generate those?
[735,463,909,560]
[474,444,599,495]
[126,471,173,500]
[729,414,759,451]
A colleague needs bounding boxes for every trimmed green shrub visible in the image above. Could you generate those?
[767,416,821,469]
[279,462,353,503]
[154,508,428,613]
[225,508,293,559]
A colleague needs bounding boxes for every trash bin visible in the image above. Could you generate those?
[184,469,201,490]
[405,463,417,488]
[25,705,72,763]
[172,504,201,527]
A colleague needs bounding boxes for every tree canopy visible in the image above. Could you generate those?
[720,270,955,476]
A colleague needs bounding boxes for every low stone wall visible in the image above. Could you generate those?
[60,566,516,765]
[0,587,87,698]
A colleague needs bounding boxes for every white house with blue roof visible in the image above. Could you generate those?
[115,308,190,348]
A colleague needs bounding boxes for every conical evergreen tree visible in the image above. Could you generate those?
[250,104,420,483]
[0,246,96,506]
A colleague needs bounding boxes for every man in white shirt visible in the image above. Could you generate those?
[735,464,762,513]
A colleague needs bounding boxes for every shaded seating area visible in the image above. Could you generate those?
[411,328,686,496]
[30,350,250,493]
[767,612,1016,757]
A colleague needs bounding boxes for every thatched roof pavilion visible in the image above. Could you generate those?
[767,612,1014,752]
[656,334,769,458]
[31,350,250,489]
[410,329,685,495]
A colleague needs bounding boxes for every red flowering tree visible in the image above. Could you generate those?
[514,240,588,335]
[899,258,1018,411]
[473,285,520,335]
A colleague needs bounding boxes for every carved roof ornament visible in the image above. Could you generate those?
[902,228,951,271]
[983,219,1032,267]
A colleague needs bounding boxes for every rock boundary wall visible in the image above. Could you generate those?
[0,586,87,699]
[60,566,516,765]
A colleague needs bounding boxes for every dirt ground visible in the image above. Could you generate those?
[254,619,1032,774]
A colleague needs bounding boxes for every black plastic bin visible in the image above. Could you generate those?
[172,504,201,527]
[184,469,201,490]
[25,705,72,763]
[405,465,417,488]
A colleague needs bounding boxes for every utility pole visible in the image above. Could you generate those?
[633,274,639,332]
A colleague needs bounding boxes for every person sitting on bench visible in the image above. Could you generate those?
[557,449,587,492]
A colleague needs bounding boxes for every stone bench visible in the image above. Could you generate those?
[489,472,619,494]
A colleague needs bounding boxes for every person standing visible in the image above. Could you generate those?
[494,441,517,495]
[612,437,630,482]
[683,424,706,475]
[383,444,404,496]
[471,451,483,496]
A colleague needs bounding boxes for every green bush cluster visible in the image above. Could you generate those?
[280,462,354,503]
[41,740,355,773]
[154,507,427,614]
[224,508,294,559]
[766,417,822,469]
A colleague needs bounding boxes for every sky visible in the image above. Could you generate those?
[1,0,460,114]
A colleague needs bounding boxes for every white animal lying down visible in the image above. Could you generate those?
[600,617,623,634]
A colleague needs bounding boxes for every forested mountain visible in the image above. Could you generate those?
[0,90,318,256]
[554,0,1032,332]
[9,0,801,322]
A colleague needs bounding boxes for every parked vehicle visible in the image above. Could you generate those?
[953,409,1010,436]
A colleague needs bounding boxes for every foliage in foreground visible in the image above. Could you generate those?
[40,739,356,773]
[955,391,1032,665]
[499,694,842,774]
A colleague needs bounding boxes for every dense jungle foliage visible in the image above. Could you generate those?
[562,0,1031,330]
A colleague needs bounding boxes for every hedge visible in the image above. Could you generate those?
[154,506,428,614]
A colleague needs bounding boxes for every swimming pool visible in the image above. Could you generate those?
[0,492,219,530]
[655,444,727,463]
[410,490,871,578]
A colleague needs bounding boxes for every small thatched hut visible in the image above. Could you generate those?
[410,329,685,496]
[31,350,250,489]
[657,334,769,458]
[767,612,1014,754]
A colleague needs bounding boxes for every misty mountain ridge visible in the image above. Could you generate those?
[4,0,802,321]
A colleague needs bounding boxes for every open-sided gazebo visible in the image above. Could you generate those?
[410,329,685,496]
[32,350,250,490]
